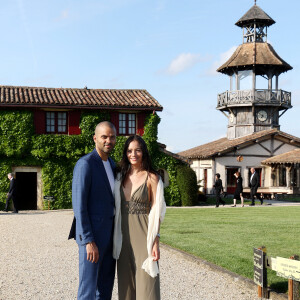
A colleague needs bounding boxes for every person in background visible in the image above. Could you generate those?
[232,171,244,207]
[213,173,225,207]
[3,173,17,213]
[249,167,263,206]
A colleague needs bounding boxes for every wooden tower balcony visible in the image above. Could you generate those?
[217,89,291,111]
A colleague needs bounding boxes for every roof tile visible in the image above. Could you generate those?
[178,129,300,159]
[0,85,163,111]
[262,148,300,164]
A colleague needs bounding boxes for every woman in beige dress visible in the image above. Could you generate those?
[113,135,166,300]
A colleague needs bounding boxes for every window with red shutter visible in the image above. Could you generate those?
[118,113,136,135]
[45,112,68,134]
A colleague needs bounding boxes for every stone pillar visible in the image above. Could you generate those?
[268,76,272,90]
[286,165,292,188]
[275,75,279,90]
[261,167,265,188]
[271,166,276,187]
[236,71,239,90]
[245,167,249,188]
[210,160,216,194]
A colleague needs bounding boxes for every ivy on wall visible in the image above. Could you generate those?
[42,159,76,209]
[0,111,34,157]
[0,109,185,209]
[143,113,182,206]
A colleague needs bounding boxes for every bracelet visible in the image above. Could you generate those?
[156,233,160,238]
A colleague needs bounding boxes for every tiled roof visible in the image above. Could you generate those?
[0,85,163,111]
[262,149,300,165]
[235,5,275,27]
[178,129,300,159]
[217,43,292,75]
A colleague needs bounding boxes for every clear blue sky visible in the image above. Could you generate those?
[1,0,299,152]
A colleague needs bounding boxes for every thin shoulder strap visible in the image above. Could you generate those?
[145,172,149,183]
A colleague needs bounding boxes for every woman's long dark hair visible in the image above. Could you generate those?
[119,135,157,187]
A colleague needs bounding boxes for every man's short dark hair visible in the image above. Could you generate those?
[216,173,220,179]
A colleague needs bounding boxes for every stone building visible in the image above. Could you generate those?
[0,86,163,209]
[179,3,300,198]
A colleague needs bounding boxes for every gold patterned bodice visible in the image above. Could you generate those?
[120,180,150,215]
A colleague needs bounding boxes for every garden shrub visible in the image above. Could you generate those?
[176,165,198,206]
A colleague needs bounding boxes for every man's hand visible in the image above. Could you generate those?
[86,242,99,263]
[152,237,160,261]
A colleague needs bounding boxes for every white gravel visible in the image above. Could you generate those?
[0,210,269,300]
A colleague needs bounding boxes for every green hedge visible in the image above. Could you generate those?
[176,165,198,206]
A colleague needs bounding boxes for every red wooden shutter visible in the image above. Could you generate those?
[110,112,119,135]
[68,111,81,135]
[137,112,146,136]
[34,110,46,134]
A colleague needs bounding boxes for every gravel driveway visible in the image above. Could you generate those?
[0,210,264,300]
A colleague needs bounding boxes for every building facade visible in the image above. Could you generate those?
[179,3,300,198]
[0,85,184,210]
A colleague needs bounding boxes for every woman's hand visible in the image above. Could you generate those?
[152,236,160,261]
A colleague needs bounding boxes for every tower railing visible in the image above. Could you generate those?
[217,89,291,108]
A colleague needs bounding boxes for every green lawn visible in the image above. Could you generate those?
[160,206,300,294]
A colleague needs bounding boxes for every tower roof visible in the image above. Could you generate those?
[217,42,292,75]
[235,4,275,27]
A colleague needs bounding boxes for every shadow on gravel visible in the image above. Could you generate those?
[0,211,46,215]
[0,210,74,216]
[269,281,288,294]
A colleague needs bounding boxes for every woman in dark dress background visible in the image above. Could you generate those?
[232,171,244,207]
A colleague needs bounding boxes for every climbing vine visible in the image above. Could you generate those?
[0,110,184,210]
[143,113,183,206]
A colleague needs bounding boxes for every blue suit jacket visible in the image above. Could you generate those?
[71,149,115,246]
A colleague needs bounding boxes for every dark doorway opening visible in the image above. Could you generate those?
[16,172,37,210]
[226,167,239,194]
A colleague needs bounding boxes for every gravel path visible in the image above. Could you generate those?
[0,210,262,300]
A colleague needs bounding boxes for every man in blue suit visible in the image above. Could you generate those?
[72,121,116,300]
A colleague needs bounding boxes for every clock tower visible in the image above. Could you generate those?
[216,2,292,140]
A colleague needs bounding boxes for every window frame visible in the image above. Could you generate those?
[118,113,136,135]
[45,111,68,134]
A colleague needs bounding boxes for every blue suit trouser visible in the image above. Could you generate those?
[77,219,115,300]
